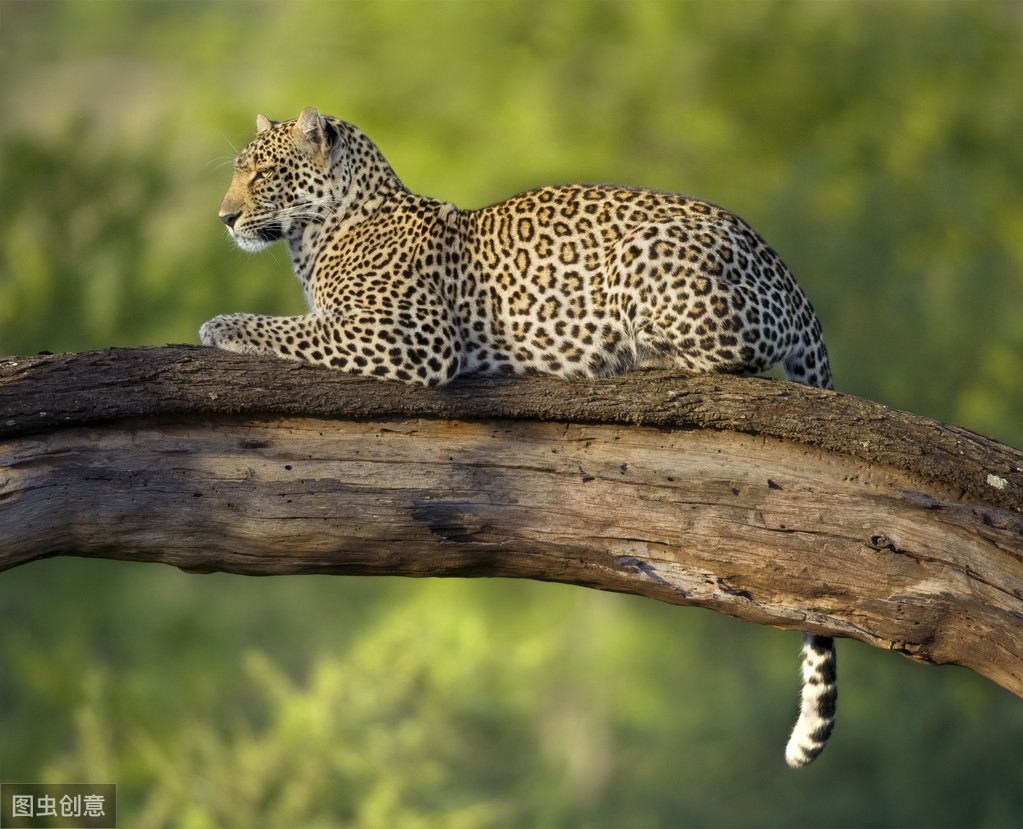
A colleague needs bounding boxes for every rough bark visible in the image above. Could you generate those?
[2,346,1022,698]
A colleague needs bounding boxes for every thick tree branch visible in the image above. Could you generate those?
[2,346,1022,698]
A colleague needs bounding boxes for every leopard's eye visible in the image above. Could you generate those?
[250,168,273,184]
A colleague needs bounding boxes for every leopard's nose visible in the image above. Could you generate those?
[220,211,240,229]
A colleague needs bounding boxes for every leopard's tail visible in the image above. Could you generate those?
[785,634,837,768]
[780,306,836,767]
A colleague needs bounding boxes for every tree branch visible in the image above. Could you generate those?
[2,346,1022,698]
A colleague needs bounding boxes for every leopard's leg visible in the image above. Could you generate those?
[199,309,462,386]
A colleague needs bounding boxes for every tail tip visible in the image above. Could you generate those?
[785,738,825,769]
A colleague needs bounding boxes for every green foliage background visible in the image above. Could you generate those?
[1,1,1022,826]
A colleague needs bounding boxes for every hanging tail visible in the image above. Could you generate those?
[785,634,837,768]
[781,304,837,767]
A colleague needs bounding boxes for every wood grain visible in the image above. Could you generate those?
[2,346,1022,697]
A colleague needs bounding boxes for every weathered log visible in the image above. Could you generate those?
[2,346,1022,699]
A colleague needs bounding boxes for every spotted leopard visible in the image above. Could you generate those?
[201,107,838,767]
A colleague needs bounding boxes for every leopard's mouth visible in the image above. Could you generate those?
[256,223,283,243]
[230,221,284,253]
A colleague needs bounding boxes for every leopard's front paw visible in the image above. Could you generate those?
[199,313,263,354]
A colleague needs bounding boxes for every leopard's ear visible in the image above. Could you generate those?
[256,114,276,134]
[294,106,329,155]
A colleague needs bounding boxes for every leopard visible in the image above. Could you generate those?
[201,107,837,768]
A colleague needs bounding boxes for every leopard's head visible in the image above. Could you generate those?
[219,107,354,252]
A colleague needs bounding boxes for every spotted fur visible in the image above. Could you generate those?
[201,107,838,766]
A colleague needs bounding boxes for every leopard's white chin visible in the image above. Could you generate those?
[232,224,288,252]
[230,231,276,253]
